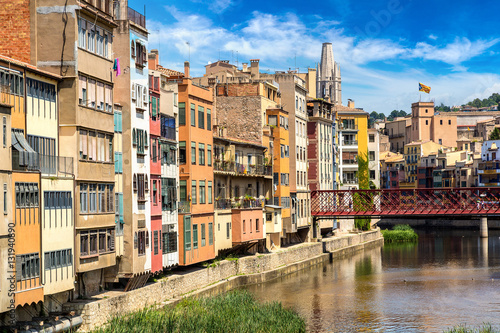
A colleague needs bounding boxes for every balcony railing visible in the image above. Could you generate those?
[214,161,272,177]
[342,140,358,146]
[215,198,264,210]
[342,159,357,165]
[12,151,73,175]
[128,7,146,29]
[178,201,190,214]
[215,198,232,210]
[340,124,358,131]
[342,179,358,184]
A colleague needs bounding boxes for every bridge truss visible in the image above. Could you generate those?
[311,188,500,217]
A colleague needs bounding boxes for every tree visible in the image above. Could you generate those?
[355,152,371,231]
[489,128,500,140]
[472,98,482,108]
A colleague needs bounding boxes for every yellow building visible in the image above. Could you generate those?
[266,108,291,240]
[404,140,444,187]
[335,101,369,189]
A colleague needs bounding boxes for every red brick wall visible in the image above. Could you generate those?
[0,0,31,63]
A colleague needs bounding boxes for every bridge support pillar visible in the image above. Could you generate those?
[480,216,488,238]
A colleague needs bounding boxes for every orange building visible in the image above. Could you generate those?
[176,62,215,265]
[0,58,44,312]
[267,108,291,236]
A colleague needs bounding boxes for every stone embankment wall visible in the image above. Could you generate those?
[64,230,382,332]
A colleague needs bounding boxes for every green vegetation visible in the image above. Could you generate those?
[369,110,408,127]
[354,152,372,231]
[381,224,418,243]
[444,323,499,333]
[489,128,500,140]
[435,92,500,112]
[91,290,306,333]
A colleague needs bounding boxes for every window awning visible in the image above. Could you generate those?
[12,131,37,168]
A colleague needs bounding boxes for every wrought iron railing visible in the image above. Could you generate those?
[12,151,73,175]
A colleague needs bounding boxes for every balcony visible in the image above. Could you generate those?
[214,161,235,173]
[178,201,190,214]
[342,140,358,146]
[389,133,404,139]
[342,159,358,165]
[339,123,358,131]
[342,178,358,185]
[12,151,73,175]
[214,161,272,177]
[128,7,146,29]
[215,198,264,210]
[215,198,232,210]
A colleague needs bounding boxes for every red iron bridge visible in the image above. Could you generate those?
[310,188,500,217]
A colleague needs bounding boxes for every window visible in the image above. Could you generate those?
[89,231,98,255]
[161,178,177,211]
[199,181,206,204]
[210,224,218,245]
[137,174,146,201]
[439,139,442,145]
[370,170,375,180]
[180,180,187,202]
[184,215,191,251]
[191,180,197,204]
[16,253,40,282]
[138,230,146,255]
[199,143,205,165]
[201,223,206,246]
[369,134,374,143]
[448,120,451,125]
[179,141,186,164]
[207,108,211,130]
[191,142,196,164]
[2,117,6,148]
[440,120,443,125]
[179,102,186,125]
[256,219,260,232]
[198,106,205,129]
[369,151,375,161]
[163,229,177,254]
[15,182,39,208]
[89,184,97,212]
[153,230,159,255]
[193,224,198,249]
[207,145,212,166]
[80,183,88,213]
[78,18,87,49]
[208,181,213,204]
[99,229,106,252]
[190,103,196,127]
[226,222,230,239]
[3,183,6,214]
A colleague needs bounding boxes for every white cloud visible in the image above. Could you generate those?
[209,0,233,14]
[409,37,500,66]
[147,8,500,114]
[428,34,438,40]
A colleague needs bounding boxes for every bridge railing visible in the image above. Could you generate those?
[310,187,500,216]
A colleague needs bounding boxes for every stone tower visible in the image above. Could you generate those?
[316,42,342,105]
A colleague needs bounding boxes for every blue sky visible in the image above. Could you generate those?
[129,0,500,115]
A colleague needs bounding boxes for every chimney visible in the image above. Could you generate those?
[348,99,355,108]
[184,61,190,78]
[242,63,248,72]
[250,59,260,79]
[149,49,159,70]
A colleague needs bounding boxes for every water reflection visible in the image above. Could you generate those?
[246,229,500,332]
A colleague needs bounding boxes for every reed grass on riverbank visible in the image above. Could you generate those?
[381,224,418,243]
[91,290,306,333]
[444,323,499,333]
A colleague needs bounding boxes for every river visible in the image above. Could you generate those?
[245,229,500,332]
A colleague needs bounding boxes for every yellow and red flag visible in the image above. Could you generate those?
[419,82,431,93]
